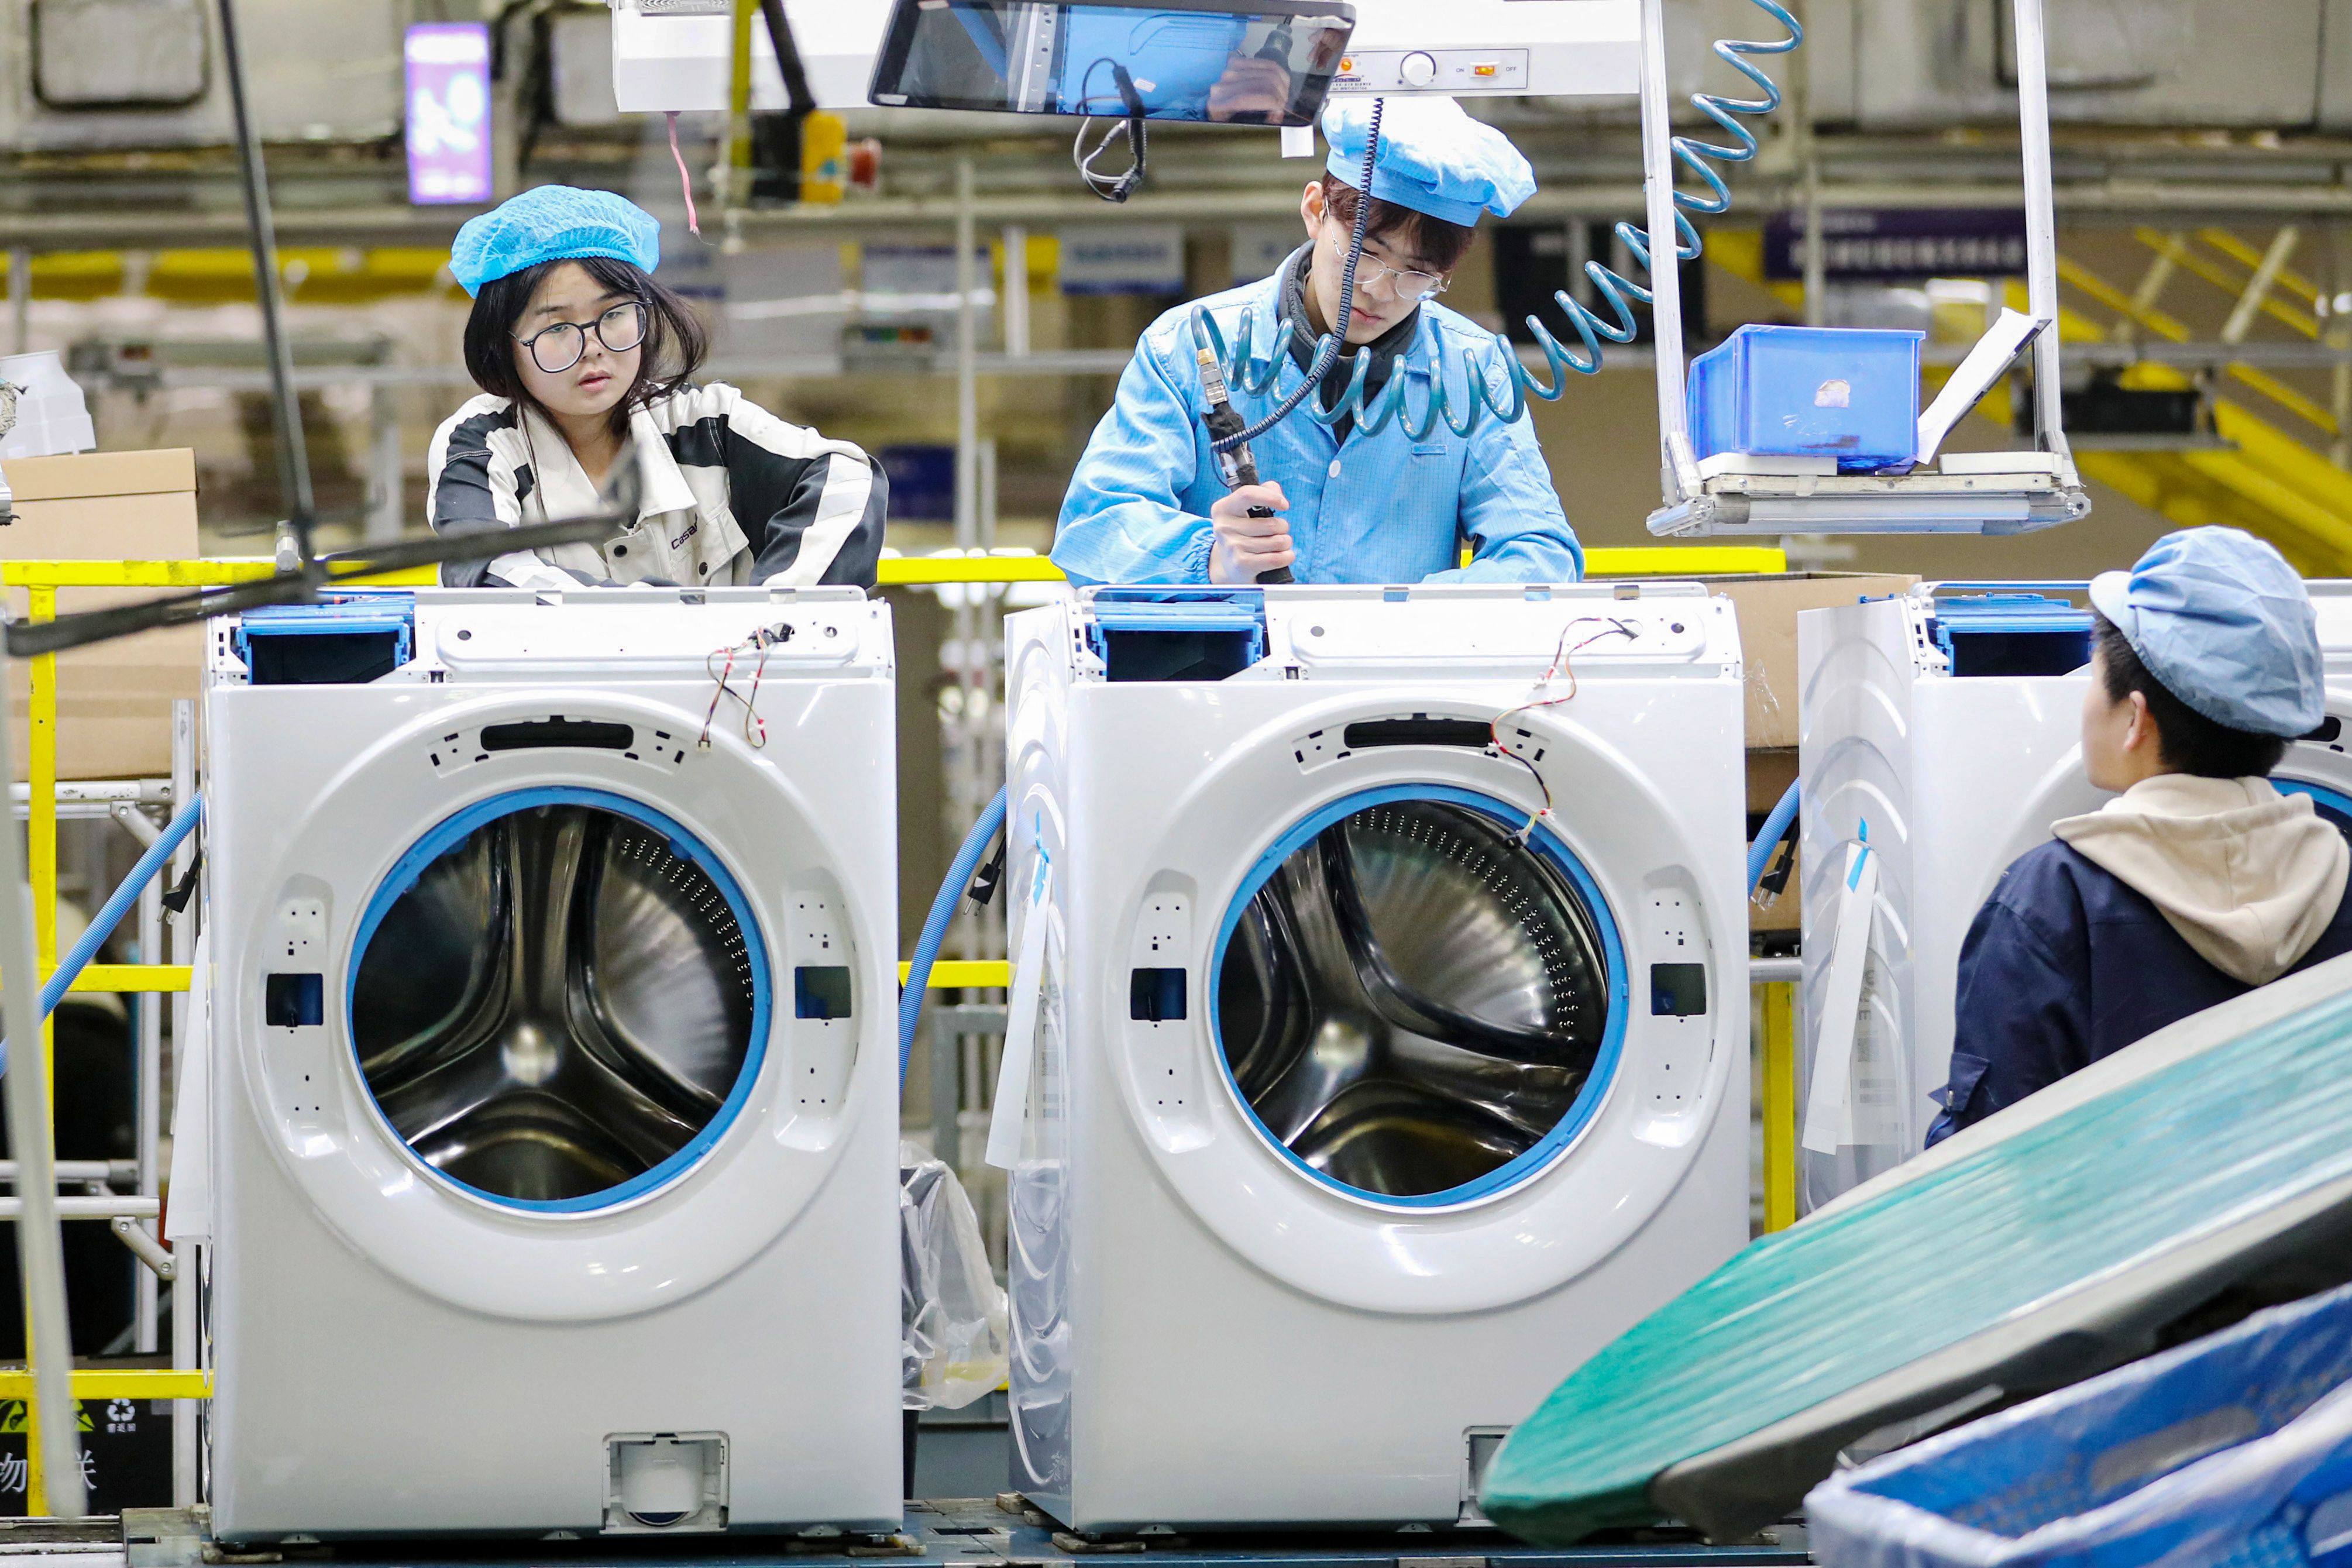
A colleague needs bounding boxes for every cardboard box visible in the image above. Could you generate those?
[2,450,201,781]
[1708,572,1921,750]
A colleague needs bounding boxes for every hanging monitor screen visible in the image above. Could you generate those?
[869,0,1355,125]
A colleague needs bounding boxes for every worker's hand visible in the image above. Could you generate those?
[1208,484,1293,584]
[1208,54,1294,123]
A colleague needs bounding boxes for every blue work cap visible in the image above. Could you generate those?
[1321,96,1535,229]
[2089,527,2326,738]
[450,186,661,297]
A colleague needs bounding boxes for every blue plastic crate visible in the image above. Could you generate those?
[1807,1280,2352,1567]
[1689,324,1924,471]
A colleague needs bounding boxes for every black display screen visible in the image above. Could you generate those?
[869,0,1354,126]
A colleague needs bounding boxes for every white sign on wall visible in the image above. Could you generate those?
[1059,226,1188,297]
[1232,222,1306,287]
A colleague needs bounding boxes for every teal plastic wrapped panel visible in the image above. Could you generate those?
[1478,954,2352,1547]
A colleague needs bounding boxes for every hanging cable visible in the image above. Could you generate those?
[1749,778,1801,895]
[899,788,1010,1079]
[1205,95,1383,453]
[1193,0,1801,446]
[1074,61,1151,203]
[0,795,202,1079]
[1490,618,1638,840]
[665,111,703,236]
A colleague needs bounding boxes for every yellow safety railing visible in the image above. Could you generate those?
[5,545,1798,1508]
[1759,981,1798,1233]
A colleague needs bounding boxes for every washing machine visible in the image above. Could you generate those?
[201,586,901,1542]
[1796,582,2352,1208]
[996,583,1750,1533]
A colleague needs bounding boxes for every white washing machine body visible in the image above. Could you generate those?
[1797,583,2352,1209]
[1000,584,1750,1533]
[203,587,901,1543]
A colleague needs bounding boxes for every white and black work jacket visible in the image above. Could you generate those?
[425,382,887,589]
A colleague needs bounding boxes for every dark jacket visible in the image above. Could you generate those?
[1925,839,2352,1145]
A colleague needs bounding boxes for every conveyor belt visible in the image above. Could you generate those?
[99,1500,1810,1567]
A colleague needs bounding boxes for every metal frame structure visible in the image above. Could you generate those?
[1643,0,2091,538]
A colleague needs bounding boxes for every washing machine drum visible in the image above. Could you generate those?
[1216,798,1612,1201]
[350,798,761,1208]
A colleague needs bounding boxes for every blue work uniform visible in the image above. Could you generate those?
[1053,260,1583,587]
[1925,840,2352,1146]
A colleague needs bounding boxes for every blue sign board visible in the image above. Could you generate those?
[1765,209,2029,282]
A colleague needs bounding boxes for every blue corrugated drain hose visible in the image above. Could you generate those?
[1748,778,1799,895]
[0,792,203,1077]
[899,787,1010,1079]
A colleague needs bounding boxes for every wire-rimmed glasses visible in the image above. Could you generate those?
[1325,233,1450,303]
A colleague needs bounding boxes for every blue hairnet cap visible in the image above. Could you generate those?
[2089,527,2326,738]
[450,186,661,297]
[1321,96,1535,229]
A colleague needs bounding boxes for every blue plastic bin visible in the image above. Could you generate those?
[1688,324,1923,471]
[1807,1280,2352,1568]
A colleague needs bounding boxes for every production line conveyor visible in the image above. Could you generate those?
[59,1499,1813,1568]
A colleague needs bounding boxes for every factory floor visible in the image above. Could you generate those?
[0,1497,1808,1568]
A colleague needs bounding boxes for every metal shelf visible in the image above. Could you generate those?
[1648,467,2091,538]
[1638,0,2080,537]
[2065,432,2240,453]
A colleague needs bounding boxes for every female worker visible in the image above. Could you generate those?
[1928,528,2352,1144]
[428,185,886,590]
[1053,97,1583,587]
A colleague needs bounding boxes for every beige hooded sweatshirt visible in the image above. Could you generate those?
[2052,775,2351,986]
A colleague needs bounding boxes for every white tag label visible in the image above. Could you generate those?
[1804,843,1879,1156]
[985,862,1054,1171]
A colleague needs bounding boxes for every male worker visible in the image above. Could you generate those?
[1053,95,1583,587]
[1927,527,2352,1144]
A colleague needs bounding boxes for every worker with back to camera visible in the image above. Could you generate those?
[1052,97,1583,587]
[428,185,886,590]
[1927,527,2352,1145]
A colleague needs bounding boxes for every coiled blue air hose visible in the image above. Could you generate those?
[899,786,1010,1079]
[1194,0,1803,444]
[1748,778,1799,895]
[0,793,202,1077]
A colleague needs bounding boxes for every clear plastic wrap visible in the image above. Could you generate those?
[901,1143,1009,1412]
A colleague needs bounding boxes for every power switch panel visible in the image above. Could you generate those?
[780,886,856,1143]
[1650,963,1709,1018]
[259,874,338,1133]
[1127,886,1208,1151]
[265,973,324,1028]
[1635,869,1715,1141]
[1130,968,1187,1022]
[795,965,852,1021]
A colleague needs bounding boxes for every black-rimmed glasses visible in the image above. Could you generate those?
[515,301,649,374]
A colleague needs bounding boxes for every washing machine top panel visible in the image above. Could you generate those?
[1067,584,1741,686]
[1212,786,1625,1207]
[209,586,891,689]
[349,787,769,1213]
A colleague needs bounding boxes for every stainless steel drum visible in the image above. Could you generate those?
[350,799,761,1206]
[1215,797,1612,1200]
